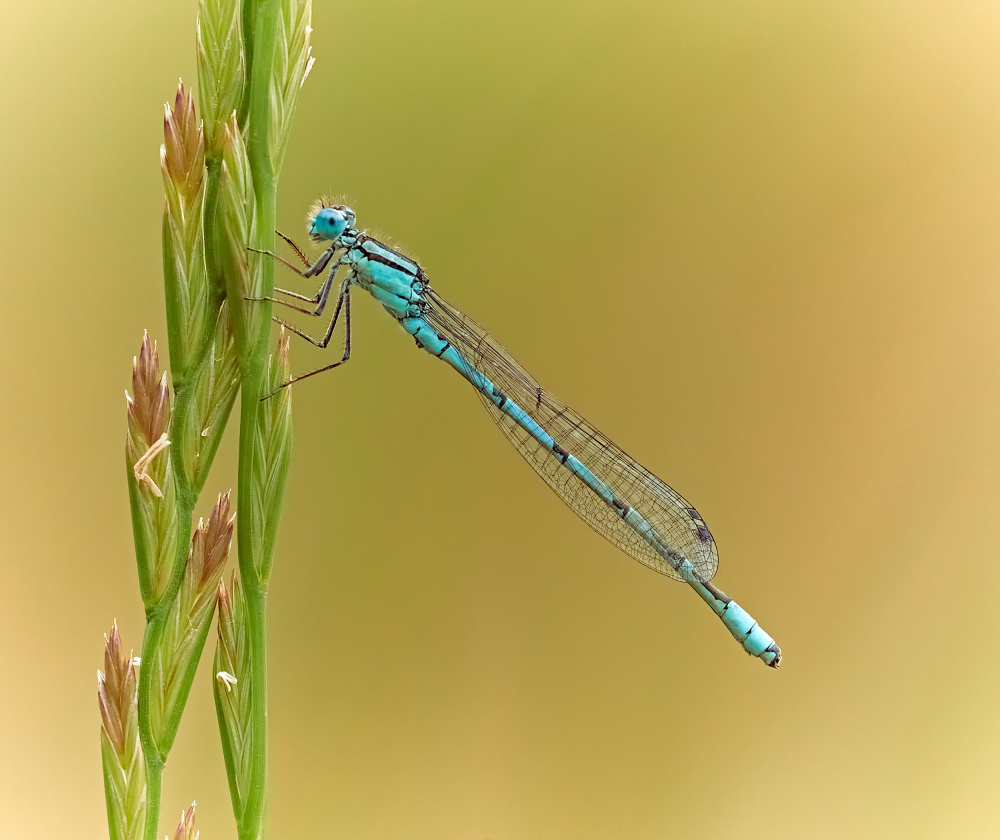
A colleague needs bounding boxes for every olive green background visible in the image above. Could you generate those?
[2,1,999,837]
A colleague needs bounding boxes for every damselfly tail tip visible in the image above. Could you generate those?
[764,644,782,668]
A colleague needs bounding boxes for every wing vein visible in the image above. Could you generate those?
[423,289,719,583]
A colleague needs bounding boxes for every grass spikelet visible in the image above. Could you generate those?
[162,83,204,207]
[249,329,293,582]
[98,622,147,840]
[161,83,209,380]
[213,576,253,822]
[126,333,178,608]
[269,0,313,173]
[181,301,241,494]
[217,114,260,364]
[171,802,199,840]
[147,493,235,750]
[183,493,236,629]
[196,0,244,155]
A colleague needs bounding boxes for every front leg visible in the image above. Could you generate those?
[249,233,337,281]
[275,230,311,267]
[263,279,355,397]
[248,243,342,315]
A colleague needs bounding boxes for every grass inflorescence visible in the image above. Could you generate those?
[104,0,313,838]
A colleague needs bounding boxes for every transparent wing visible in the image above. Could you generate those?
[423,289,719,583]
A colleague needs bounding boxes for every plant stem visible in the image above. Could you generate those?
[236,2,279,836]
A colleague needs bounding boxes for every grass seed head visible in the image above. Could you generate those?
[125,333,178,607]
[127,332,171,447]
[218,116,261,363]
[98,621,138,758]
[249,330,293,581]
[147,491,235,747]
[98,622,147,840]
[161,83,210,379]
[172,801,199,840]
[162,83,205,209]
[197,0,245,155]
[182,301,241,490]
[269,0,313,173]
[214,575,253,812]
[185,492,235,607]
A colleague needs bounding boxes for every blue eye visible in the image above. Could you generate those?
[311,208,348,240]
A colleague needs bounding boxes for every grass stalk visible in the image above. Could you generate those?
[219,0,310,833]
[233,5,280,832]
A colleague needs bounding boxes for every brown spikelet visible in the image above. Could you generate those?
[98,622,137,757]
[126,332,171,448]
[125,333,178,607]
[187,492,236,598]
[162,83,205,209]
[162,82,210,379]
[172,801,199,840]
[98,622,146,840]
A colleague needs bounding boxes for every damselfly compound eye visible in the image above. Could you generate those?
[309,207,349,241]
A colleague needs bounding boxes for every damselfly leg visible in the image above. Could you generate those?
[253,235,355,398]
[248,231,341,314]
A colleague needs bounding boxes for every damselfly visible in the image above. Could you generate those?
[255,199,782,667]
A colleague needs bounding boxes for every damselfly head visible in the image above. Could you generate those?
[308,204,355,243]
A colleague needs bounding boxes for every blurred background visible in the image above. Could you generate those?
[2,0,999,837]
